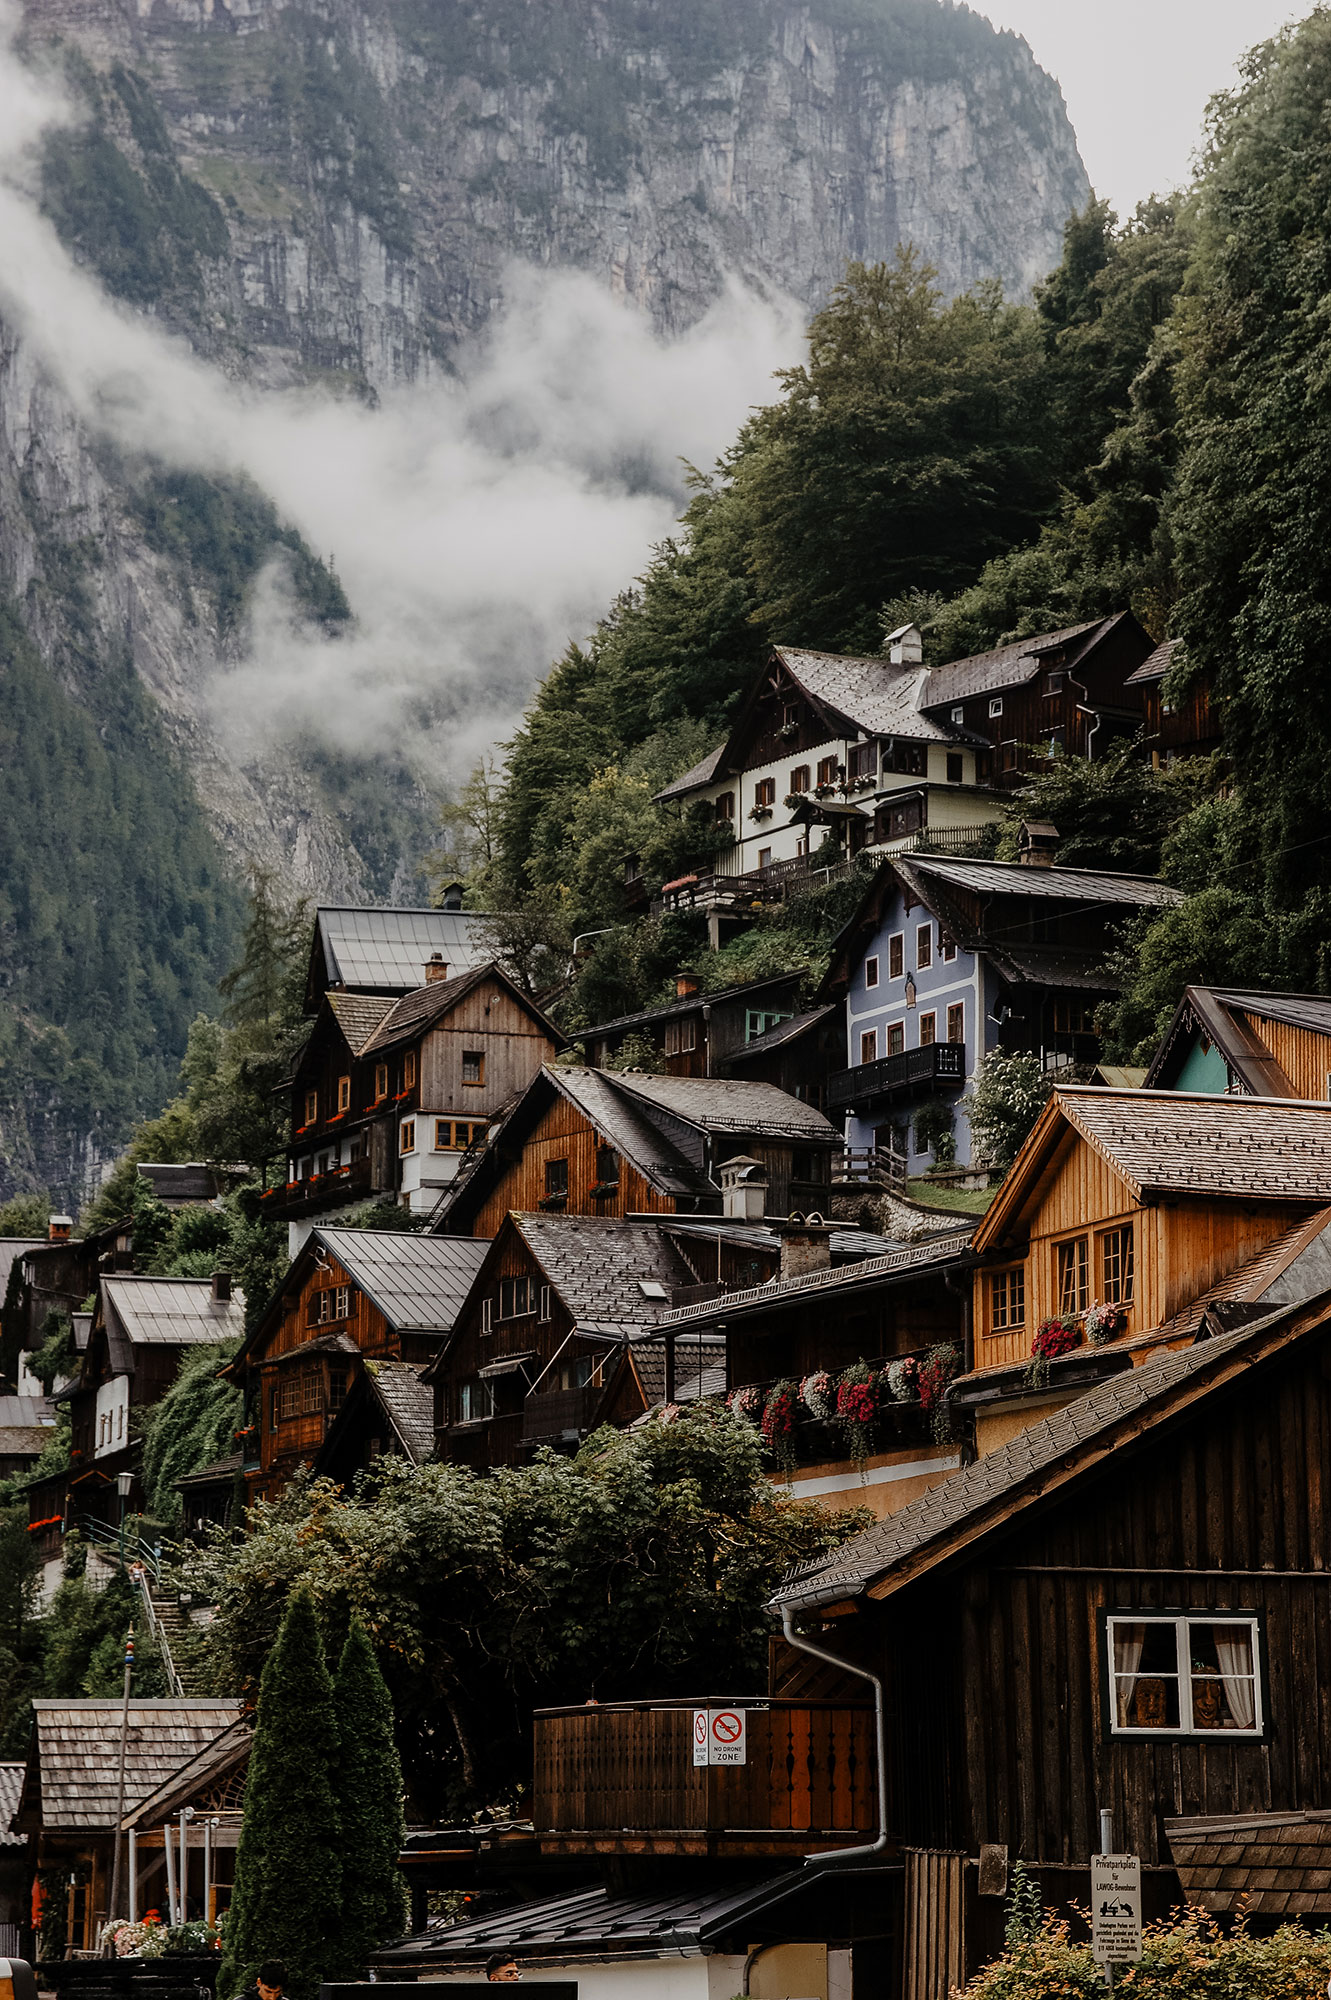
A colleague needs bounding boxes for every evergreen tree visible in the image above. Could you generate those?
[219,1586,341,2000]
[331,1623,409,1970]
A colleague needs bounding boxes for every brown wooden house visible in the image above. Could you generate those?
[957,1086,1331,1453]
[1143,985,1331,1099]
[765,1286,1331,1992]
[436,1065,841,1237]
[1124,636,1223,766]
[228,1227,489,1504]
[723,1003,847,1113]
[581,970,806,1078]
[265,961,563,1245]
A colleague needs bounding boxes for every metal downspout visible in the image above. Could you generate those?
[780,1604,890,1867]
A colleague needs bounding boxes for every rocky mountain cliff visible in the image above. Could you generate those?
[0,0,1088,1199]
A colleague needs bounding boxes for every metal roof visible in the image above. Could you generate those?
[315,1229,491,1333]
[373,1879,770,1964]
[919,618,1111,707]
[0,1394,53,1428]
[25,1701,243,1831]
[900,853,1183,908]
[583,971,801,1040]
[102,1277,245,1363]
[0,1238,44,1298]
[313,906,494,995]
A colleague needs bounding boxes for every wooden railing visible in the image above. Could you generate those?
[260,1155,374,1217]
[533,1696,877,1857]
[522,1382,605,1444]
[827,1040,966,1114]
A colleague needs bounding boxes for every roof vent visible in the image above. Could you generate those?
[438,882,465,912]
[1018,821,1059,868]
[425,952,449,984]
[885,622,923,667]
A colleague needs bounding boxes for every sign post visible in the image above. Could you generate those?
[1091,1852,1142,1990]
[691,1708,748,1766]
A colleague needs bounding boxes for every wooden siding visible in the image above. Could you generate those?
[889,1342,1331,1869]
[533,1699,877,1857]
[974,1121,1310,1368]
[468,1093,678,1238]
[251,1251,398,1497]
[728,1273,963,1388]
[1242,1011,1331,1104]
[418,985,554,1112]
[903,1850,966,2000]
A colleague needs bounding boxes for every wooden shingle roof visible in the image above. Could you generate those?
[1166,1810,1331,1914]
[23,1701,243,1831]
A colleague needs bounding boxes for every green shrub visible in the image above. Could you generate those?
[963,1904,1331,1999]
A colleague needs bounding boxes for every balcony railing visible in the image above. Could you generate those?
[260,1155,374,1218]
[521,1381,606,1445]
[827,1040,965,1113]
[533,1696,877,1857]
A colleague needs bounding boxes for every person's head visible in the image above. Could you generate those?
[485,1955,520,1983]
[257,1962,287,2000]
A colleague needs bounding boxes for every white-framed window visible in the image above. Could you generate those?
[1107,1613,1261,1736]
[865,955,880,990]
[1101,1225,1135,1305]
[482,1297,493,1334]
[1057,1234,1089,1315]
[989,696,1003,717]
[539,1285,553,1323]
[951,706,964,724]
[916,924,932,970]
[940,933,958,964]
[399,1119,416,1154]
[499,1274,538,1319]
[946,1001,965,1043]
[757,846,773,869]
[886,1021,905,1056]
[458,1378,491,1424]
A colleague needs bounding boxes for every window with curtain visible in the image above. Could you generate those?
[1107,1614,1261,1734]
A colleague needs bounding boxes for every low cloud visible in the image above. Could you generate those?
[0,9,802,781]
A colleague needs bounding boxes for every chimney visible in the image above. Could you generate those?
[718,1155,768,1223]
[886,622,924,667]
[425,953,449,983]
[211,1270,232,1303]
[676,969,701,999]
[1017,821,1059,868]
[778,1215,836,1281]
[48,1214,72,1243]
[439,882,465,912]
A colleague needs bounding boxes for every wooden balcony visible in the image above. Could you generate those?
[533,1696,877,1858]
[260,1156,375,1220]
[522,1381,605,1445]
[827,1040,965,1114]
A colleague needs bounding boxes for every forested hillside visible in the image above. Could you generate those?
[476,13,1331,1053]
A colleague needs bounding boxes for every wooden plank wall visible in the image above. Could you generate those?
[420,987,556,1113]
[941,1344,1331,1867]
[903,1849,966,2000]
[468,1094,677,1236]
[1243,1013,1331,1103]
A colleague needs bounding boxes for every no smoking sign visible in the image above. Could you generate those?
[693,1707,747,1766]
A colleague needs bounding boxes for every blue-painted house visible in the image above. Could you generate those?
[820,850,1183,1173]
[1143,986,1331,1101]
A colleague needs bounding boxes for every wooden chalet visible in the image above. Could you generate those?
[228,1228,489,1504]
[957,1086,1331,1452]
[14,1700,244,1949]
[821,852,1181,1177]
[267,960,564,1244]
[425,1212,728,1471]
[1124,636,1222,766]
[314,1357,436,1487]
[7,1217,134,1390]
[764,1287,1331,1992]
[436,1065,841,1237]
[580,969,806,1078]
[722,1003,847,1113]
[1143,985,1331,1099]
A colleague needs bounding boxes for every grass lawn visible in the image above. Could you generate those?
[905,1177,997,1214]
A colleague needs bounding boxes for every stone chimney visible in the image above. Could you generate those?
[719,1155,768,1223]
[1017,821,1059,868]
[676,969,701,999]
[425,952,449,983]
[47,1214,72,1243]
[885,622,924,667]
[211,1269,232,1304]
[778,1215,836,1280]
[439,882,465,911]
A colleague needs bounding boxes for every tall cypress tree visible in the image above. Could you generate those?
[331,1622,409,1971]
[220,1587,341,2000]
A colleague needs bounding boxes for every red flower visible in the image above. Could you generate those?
[836,1380,876,1425]
[1032,1317,1080,1362]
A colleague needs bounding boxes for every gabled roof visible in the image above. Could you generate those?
[305,904,494,1011]
[357,960,565,1057]
[977,1086,1331,1252]
[21,1700,243,1831]
[650,1228,975,1331]
[120,1714,251,1831]
[654,744,726,803]
[607,1070,840,1141]
[1143,985,1331,1096]
[313,1230,491,1332]
[771,646,960,743]
[99,1277,245,1376]
[623,1336,728,1407]
[1124,636,1182,687]
[583,970,802,1040]
[326,991,398,1053]
[362,1359,435,1461]
[540,1069,716,1198]
[918,616,1114,708]
[772,1291,1328,1611]
[508,1213,698,1337]
[898,853,1182,910]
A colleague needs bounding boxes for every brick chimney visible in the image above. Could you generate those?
[778,1215,836,1280]
[425,953,449,983]
[48,1214,72,1243]
[211,1270,232,1303]
[676,969,701,998]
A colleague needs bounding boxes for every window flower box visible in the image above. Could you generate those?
[1084,1299,1125,1345]
[747,805,774,823]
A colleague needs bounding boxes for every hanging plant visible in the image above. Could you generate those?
[836,1360,879,1468]
[800,1370,835,1421]
[917,1343,961,1443]
[886,1355,919,1403]
[1026,1316,1080,1389]
[1084,1299,1123,1346]
[761,1379,800,1474]
[727,1384,763,1425]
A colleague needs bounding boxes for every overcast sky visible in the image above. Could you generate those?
[977,1,1307,214]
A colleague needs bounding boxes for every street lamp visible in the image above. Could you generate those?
[116,1469,133,1567]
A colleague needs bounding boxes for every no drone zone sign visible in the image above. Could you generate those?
[693,1706,747,1766]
